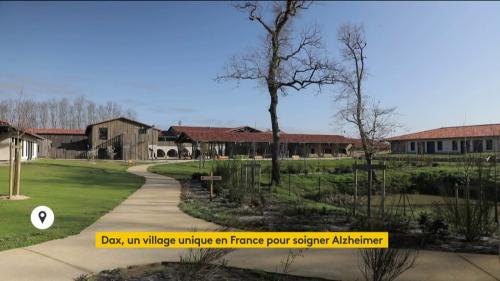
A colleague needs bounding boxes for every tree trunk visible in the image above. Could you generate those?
[13,138,21,196]
[269,90,281,185]
[366,156,372,219]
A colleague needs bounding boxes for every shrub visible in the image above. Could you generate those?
[227,184,245,205]
[178,245,232,281]
[418,211,448,241]
[73,275,90,281]
[285,163,301,174]
[433,196,495,242]
[192,172,209,181]
[352,213,411,233]
[407,170,463,195]
[358,248,418,281]
[335,165,353,174]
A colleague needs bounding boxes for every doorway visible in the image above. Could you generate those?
[426,141,435,154]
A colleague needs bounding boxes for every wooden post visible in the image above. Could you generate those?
[209,171,213,201]
[318,175,321,198]
[258,163,261,193]
[245,165,248,190]
[288,173,291,196]
[8,139,14,198]
[14,140,22,196]
[382,162,386,215]
[368,168,372,219]
[252,161,255,189]
[354,166,358,216]
[494,158,498,225]
[201,173,222,202]
[455,183,459,223]
[466,173,471,232]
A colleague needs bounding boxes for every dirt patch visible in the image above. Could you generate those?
[79,262,335,281]
[0,195,30,200]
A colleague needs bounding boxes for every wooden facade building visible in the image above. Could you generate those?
[86,117,159,160]
[27,129,88,159]
[29,117,159,160]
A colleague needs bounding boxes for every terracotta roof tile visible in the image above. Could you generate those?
[172,126,351,144]
[27,128,86,135]
[389,124,500,141]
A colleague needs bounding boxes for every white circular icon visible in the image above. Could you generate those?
[31,206,54,230]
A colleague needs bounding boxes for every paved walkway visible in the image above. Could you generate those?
[0,163,498,281]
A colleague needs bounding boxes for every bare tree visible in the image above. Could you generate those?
[218,1,337,184]
[8,95,35,197]
[38,101,49,128]
[48,98,59,128]
[0,96,137,129]
[73,96,85,129]
[335,23,396,217]
[358,248,418,281]
[124,108,138,120]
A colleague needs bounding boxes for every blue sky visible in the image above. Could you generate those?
[1,1,500,136]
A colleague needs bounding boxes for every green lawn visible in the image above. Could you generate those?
[0,159,144,251]
[149,160,208,180]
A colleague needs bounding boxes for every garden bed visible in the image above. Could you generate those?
[77,262,335,281]
[150,160,500,255]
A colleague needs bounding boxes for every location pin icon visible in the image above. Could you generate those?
[38,211,46,223]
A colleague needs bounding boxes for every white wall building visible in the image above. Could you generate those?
[388,124,500,154]
[0,121,42,161]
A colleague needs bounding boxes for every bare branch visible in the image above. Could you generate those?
[234,2,274,35]
[218,1,337,185]
[335,23,397,161]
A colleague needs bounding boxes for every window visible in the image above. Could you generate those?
[410,142,415,151]
[486,139,493,151]
[139,127,147,134]
[452,140,458,151]
[99,128,108,140]
[437,141,443,151]
[473,140,483,152]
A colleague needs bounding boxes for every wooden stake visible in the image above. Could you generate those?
[14,141,21,196]
[455,184,459,223]
[8,140,14,198]
[258,164,261,193]
[288,173,291,196]
[382,163,386,215]
[354,167,358,216]
[209,171,213,202]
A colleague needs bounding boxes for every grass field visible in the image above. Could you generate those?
[0,159,144,251]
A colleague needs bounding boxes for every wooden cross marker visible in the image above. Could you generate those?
[201,172,222,201]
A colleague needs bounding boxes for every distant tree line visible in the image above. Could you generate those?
[0,96,137,129]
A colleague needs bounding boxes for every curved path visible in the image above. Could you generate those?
[0,163,498,281]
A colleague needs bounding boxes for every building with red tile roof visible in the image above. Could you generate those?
[162,125,354,159]
[27,128,86,135]
[388,123,500,154]
[24,120,356,160]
